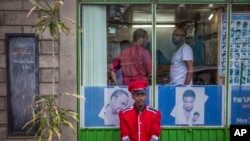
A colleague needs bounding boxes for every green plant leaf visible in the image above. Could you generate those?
[52,125,61,140]
[63,16,83,33]
[28,0,39,6]
[48,129,53,141]
[54,1,63,13]
[44,0,53,11]
[25,0,82,140]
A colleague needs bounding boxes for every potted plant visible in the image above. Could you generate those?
[22,0,83,141]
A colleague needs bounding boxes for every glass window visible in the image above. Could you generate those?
[230,4,250,85]
[80,3,227,86]
[81,4,152,86]
[79,2,230,128]
[106,4,152,86]
[229,4,250,126]
[156,4,226,85]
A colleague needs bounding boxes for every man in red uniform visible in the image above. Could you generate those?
[119,80,161,141]
[110,28,152,85]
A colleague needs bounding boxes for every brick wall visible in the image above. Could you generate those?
[0,0,77,140]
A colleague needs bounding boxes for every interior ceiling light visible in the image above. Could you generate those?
[209,4,213,8]
[178,4,186,12]
[179,4,185,7]
[132,24,176,28]
[208,13,214,20]
[120,4,129,13]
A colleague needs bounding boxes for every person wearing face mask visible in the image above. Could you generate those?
[170,27,193,85]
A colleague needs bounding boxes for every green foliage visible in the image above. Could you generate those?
[27,0,81,39]
[24,0,83,141]
[23,93,84,141]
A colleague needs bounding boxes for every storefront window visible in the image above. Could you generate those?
[156,4,226,85]
[80,3,227,86]
[106,4,152,86]
[80,2,229,128]
[80,4,152,86]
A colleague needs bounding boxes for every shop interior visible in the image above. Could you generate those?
[106,4,226,85]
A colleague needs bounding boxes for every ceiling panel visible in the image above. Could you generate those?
[107,4,226,25]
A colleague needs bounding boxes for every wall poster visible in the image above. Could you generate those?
[229,85,250,125]
[158,85,224,127]
[80,85,223,128]
[220,13,250,85]
[80,86,151,128]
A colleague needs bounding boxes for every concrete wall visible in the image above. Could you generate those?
[0,0,77,140]
[59,0,77,141]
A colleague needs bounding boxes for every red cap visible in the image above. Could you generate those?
[128,80,148,93]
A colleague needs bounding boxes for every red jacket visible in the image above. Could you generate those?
[119,105,161,141]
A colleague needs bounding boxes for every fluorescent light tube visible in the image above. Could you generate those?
[208,13,214,20]
[132,24,175,28]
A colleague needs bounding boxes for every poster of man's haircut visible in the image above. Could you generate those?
[170,87,208,125]
[81,86,151,128]
[158,85,223,126]
[99,87,134,126]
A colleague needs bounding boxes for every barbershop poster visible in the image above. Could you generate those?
[158,86,224,126]
[80,86,150,128]
[220,13,250,85]
[229,85,250,125]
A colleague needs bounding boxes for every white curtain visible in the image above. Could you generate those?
[81,5,107,86]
